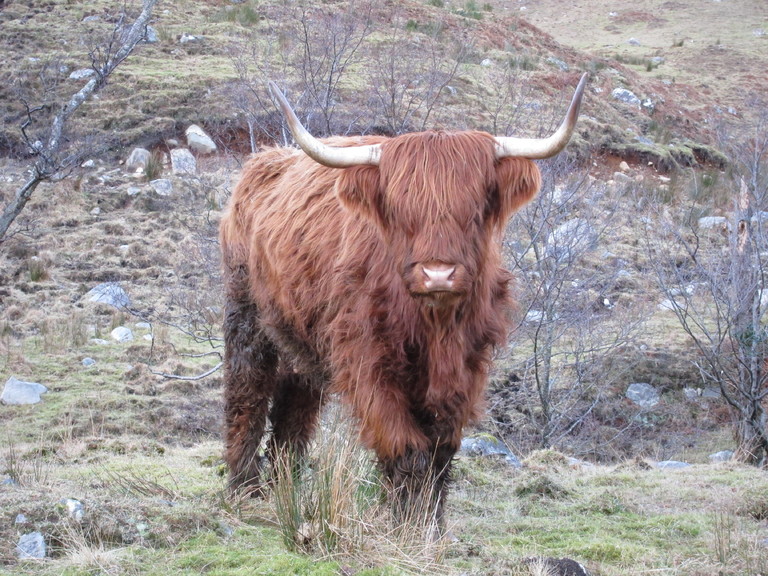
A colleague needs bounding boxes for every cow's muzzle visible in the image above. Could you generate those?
[407,262,468,300]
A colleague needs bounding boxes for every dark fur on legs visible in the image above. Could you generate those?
[266,372,325,470]
[223,296,278,493]
[381,443,456,531]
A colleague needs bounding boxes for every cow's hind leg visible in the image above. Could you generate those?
[223,297,278,494]
[266,373,325,472]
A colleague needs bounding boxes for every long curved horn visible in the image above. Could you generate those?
[494,73,588,160]
[268,82,381,168]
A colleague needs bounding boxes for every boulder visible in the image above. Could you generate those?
[709,450,734,463]
[460,435,522,468]
[612,87,641,108]
[86,282,131,309]
[185,124,217,154]
[1,377,48,405]
[150,178,174,195]
[111,326,134,343]
[126,147,151,170]
[16,532,46,559]
[626,382,660,409]
[170,149,196,175]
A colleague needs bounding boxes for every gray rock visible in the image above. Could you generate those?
[709,450,734,463]
[626,382,660,409]
[60,498,85,521]
[524,557,590,576]
[1,377,48,405]
[126,147,151,170]
[683,387,699,401]
[627,37,641,46]
[547,218,598,262]
[612,87,641,107]
[16,532,46,559]
[144,25,159,43]
[150,178,174,195]
[460,435,522,468]
[15,514,28,525]
[180,32,200,44]
[702,387,721,399]
[185,124,217,154]
[69,68,95,80]
[546,56,569,71]
[698,216,729,231]
[82,357,96,367]
[655,460,690,469]
[170,148,196,175]
[86,282,130,309]
[110,326,134,343]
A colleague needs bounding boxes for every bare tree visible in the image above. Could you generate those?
[366,17,467,134]
[474,58,536,137]
[0,0,157,241]
[226,0,373,150]
[650,106,768,465]
[228,32,295,151]
[503,159,646,451]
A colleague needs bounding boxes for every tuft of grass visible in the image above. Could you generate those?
[270,406,451,572]
[144,150,165,181]
[27,256,49,282]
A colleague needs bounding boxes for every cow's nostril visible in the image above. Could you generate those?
[422,265,456,291]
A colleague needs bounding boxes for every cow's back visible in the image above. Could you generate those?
[220,143,387,360]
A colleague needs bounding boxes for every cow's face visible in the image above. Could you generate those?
[336,132,541,306]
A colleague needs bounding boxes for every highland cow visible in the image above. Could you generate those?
[219,74,587,525]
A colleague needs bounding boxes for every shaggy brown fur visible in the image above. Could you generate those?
[219,131,541,521]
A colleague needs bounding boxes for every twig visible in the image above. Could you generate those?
[150,362,223,381]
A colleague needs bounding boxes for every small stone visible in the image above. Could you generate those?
[16,532,46,559]
[612,87,641,108]
[655,460,690,469]
[150,178,174,195]
[82,357,96,367]
[15,514,28,524]
[709,450,734,463]
[60,498,85,522]
[619,161,630,172]
[110,326,134,343]
[126,147,151,170]
[69,68,95,80]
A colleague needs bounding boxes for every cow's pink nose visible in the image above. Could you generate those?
[422,264,456,291]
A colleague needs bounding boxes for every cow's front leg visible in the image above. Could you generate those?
[380,441,457,533]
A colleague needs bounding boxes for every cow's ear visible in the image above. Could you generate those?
[335,165,386,225]
[490,157,542,226]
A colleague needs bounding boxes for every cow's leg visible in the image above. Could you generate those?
[223,296,279,494]
[380,440,457,534]
[266,372,325,469]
